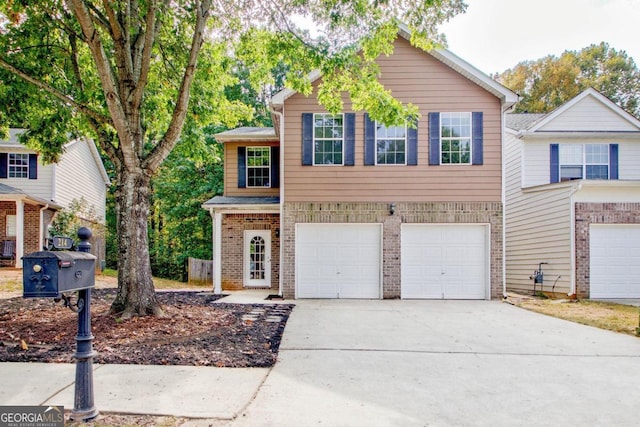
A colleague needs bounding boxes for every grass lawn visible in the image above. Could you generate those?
[515,297,640,337]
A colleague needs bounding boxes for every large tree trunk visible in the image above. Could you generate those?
[110,169,163,318]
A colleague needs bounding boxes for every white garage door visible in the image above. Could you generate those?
[401,224,488,299]
[296,224,381,299]
[590,224,640,298]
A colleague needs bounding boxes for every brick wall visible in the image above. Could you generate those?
[23,204,41,254]
[282,202,503,299]
[574,202,640,298]
[221,213,280,290]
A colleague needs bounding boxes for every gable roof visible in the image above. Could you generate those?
[525,88,640,133]
[505,113,546,131]
[214,127,277,143]
[271,26,518,111]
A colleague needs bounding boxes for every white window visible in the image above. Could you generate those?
[376,122,406,165]
[6,215,16,237]
[9,153,29,178]
[313,113,344,165]
[560,144,609,181]
[440,112,471,164]
[246,147,270,187]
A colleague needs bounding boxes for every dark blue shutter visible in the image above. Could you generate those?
[28,154,38,179]
[302,113,313,166]
[428,112,440,165]
[344,113,355,166]
[550,144,560,183]
[271,146,279,188]
[407,120,418,166]
[364,113,375,166]
[0,153,7,179]
[609,144,618,180]
[471,112,483,165]
[237,147,246,188]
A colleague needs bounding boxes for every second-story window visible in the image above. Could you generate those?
[9,153,29,178]
[559,143,609,180]
[376,123,407,165]
[313,113,344,165]
[247,147,271,187]
[440,112,472,165]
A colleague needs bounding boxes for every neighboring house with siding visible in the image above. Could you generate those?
[505,88,640,299]
[0,129,110,267]
[203,29,517,300]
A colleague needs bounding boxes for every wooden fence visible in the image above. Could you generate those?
[188,257,213,286]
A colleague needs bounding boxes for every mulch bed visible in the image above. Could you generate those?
[0,289,294,367]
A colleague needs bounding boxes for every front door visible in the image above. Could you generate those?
[244,230,271,288]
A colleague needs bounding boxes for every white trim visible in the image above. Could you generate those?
[15,200,23,268]
[312,113,345,166]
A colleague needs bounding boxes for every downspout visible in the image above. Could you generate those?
[501,103,515,299]
[39,204,49,251]
[270,106,285,298]
[568,182,583,297]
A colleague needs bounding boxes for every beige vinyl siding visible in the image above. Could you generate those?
[523,137,640,187]
[55,139,107,220]
[505,134,573,294]
[282,37,503,203]
[224,141,280,197]
[538,96,639,132]
[618,140,640,179]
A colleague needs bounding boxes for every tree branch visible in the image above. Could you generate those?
[68,0,138,171]
[0,57,110,126]
[143,0,212,172]
[131,0,159,111]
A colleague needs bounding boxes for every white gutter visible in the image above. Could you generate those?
[270,106,285,297]
[568,182,583,297]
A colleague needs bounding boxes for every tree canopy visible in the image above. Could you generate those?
[496,43,640,116]
[0,0,467,317]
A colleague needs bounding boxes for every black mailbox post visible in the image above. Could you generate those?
[22,227,98,421]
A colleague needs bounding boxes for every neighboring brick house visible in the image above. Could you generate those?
[203,29,517,299]
[0,129,110,267]
[505,88,640,299]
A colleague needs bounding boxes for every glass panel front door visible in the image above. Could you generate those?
[244,230,271,287]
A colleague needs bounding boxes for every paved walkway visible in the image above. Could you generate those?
[1,292,640,426]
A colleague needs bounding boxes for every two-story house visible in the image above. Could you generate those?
[0,129,110,267]
[505,88,640,299]
[203,29,518,299]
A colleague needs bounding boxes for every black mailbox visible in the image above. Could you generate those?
[23,251,96,298]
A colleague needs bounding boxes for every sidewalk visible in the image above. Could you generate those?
[0,289,282,421]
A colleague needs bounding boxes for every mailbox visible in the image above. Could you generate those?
[23,251,96,298]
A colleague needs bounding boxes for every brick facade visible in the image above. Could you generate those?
[221,213,280,290]
[281,202,503,299]
[574,202,640,298]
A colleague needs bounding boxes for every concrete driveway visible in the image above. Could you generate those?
[233,300,640,427]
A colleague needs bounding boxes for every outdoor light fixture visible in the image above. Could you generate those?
[389,203,396,215]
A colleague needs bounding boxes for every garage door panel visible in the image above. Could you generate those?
[590,225,640,298]
[297,224,381,299]
[402,224,488,300]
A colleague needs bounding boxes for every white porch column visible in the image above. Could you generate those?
[214,211,223,294]
[15,200,24,268]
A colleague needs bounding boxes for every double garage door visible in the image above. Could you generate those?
[590,225,640,298]
[296,223,488,299]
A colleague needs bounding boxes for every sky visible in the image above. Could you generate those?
[438,0,640,75]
